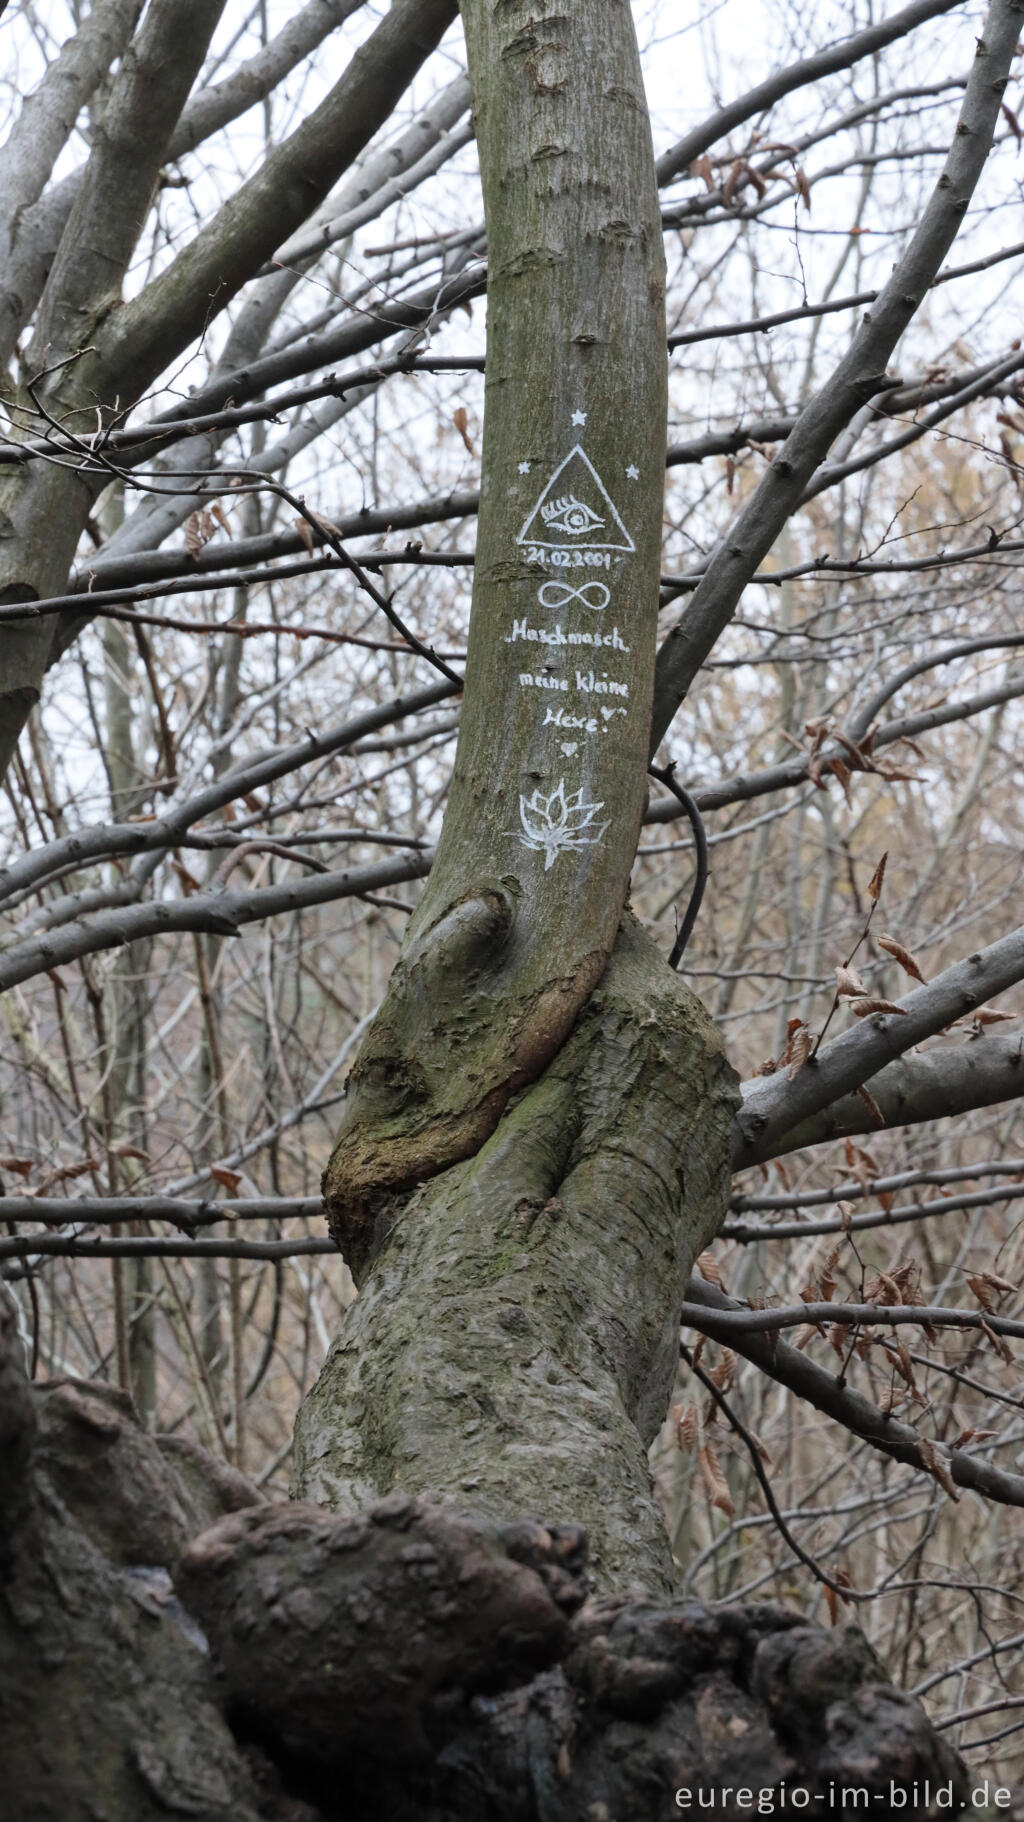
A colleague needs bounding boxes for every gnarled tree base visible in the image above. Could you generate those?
[0,1296,974,1822]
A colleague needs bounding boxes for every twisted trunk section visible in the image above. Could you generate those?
[298,919,738,1592]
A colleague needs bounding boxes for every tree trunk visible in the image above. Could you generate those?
[297,917,737,1591]
[322,0,670,1224]
[303,0,727,1592]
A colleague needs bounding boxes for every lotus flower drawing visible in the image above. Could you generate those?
[516,780,609,870]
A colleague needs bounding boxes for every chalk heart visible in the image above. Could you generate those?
[600,707,615,720]
[559,741,579,757]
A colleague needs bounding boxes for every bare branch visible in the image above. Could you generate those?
[98,0,459,398]
[756,1030,1024,1160]
[683,1277,1024,1510]
[734,927,1024,1168]
[650,0,1024,749]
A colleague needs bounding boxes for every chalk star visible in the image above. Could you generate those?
[571,409,587,426]
[626,463,639,479]
[518,460,531,473]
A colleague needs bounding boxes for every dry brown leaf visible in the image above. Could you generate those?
[972,1007,1016,1026]
[722,158,746,206]
[780,1017,808,1066]
[184,508,215,558]
[295,515,314,555]
[794,165,811,210]
[967,1270,1016,1309]
[0,1156,34,1177]
[826,755,853,803]
[978,1268,1017,1295]
[835,964,866,998]
[954,1426,997,1447]
[675,1403,700,1451]
[864,1269,902,1305]
[787,1026,814,1079]
[918,1437,959,1501]
[966,1274,998,1313]
[698,1440,735,1518]
[209,502,233,538]
[695,1250,722,1287]
[824,1565,854,1626]
[849,996,908,1019]
[867,852,888,902]
[981,1318,1014,1365]
[892,1340,923,1401]
[452,406,476,456]
[855,1083,886,1127]
[35,1159,100,1194]
[690,153,714,192]
[877,933,927,984]
[210,1166,243,1193]
[711,1348,738,1391]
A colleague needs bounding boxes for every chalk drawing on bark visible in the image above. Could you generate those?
[537,579,611,612]
[514,780,610,870]
[516,445,635,553]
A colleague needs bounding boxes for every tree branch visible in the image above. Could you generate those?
[655,0,966,184]
[97,0,459,399]
[733,927,1024,1169]
[683,1277,1024,1510]
[750,1029,1024,1161]
[649,0,1024,750]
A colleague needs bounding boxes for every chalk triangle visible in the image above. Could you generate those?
[516,444,635,552]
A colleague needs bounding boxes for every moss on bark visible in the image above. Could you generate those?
[297,919,739,1592]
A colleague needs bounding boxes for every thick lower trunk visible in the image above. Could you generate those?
[295,918,739,1591]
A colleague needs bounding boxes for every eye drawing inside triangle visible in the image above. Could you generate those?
[516,444,635,552]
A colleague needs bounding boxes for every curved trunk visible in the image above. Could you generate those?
[323,0,669,1232]
[303,0,739,1591]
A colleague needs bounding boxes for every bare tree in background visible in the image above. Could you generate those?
[3,0,1024,1814]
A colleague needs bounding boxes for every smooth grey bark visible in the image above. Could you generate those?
[93,0,458,402]
[95,72,473,569]
[733,922,1024,1169]
[0,0,144,275]
[0,1,369,365]
[0,0,228,780]
[322,0,668,1225]
[753,1029,1024,1160]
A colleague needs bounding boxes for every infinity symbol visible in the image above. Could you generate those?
[537,580,610,612]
